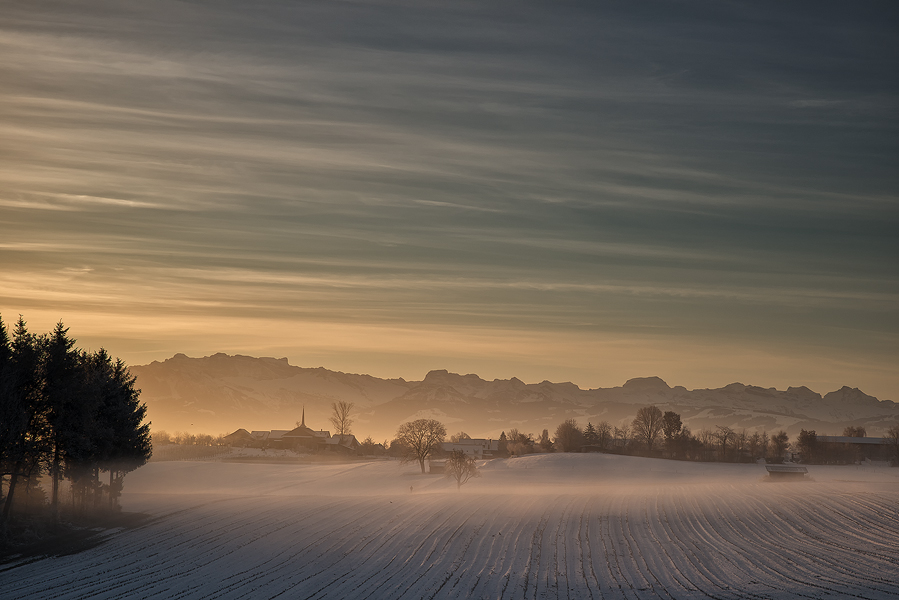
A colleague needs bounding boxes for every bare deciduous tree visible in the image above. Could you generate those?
[595,421,612,450]
[748,432,762,460]
[396,419,447,473]
[614,424,630,451]
[445,450,480,490]
[450,431,471,443]
[632,405,664,454]
[507,429,535,455]
[330,401,354,437]
[713,426,735,461]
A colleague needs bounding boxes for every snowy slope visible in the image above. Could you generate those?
[3,454,898,599]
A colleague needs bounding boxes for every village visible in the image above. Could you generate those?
[150,402,899,476]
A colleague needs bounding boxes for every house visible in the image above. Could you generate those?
[441,438,499,458]
[268,430,290,448]
[324,434,361,454]
[249,430,273,448]
[222,428,253,447]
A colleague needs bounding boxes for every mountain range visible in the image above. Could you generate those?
[131,353,899,442]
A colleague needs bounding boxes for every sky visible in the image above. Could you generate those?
[1,1,897,399]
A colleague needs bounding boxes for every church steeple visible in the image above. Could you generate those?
[301,406,305,427]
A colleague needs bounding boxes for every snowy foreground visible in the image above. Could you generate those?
[3,454,898,600]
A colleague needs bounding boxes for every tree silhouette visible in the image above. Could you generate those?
[538,429,553,452]
[842,426,866,437]
[445,450,480,490]
[885,424,899,466]
[796,429,818,464]
[0,316,45,526]
[713,426,735,461]
[595,421,612,450]
[450,431,471,443]
[632,406,664,454]
[330,400,355,437]
[0,315,152,526]
[43,322,88,519]
[554,419,583,452]
[583,422,598,446]
[396,419,446,473]
[770,431,789,462]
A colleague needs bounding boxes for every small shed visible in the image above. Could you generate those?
[765,464,808,480]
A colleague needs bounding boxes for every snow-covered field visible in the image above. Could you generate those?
[3,454,898,599]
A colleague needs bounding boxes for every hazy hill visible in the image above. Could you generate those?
[131,353,899,441]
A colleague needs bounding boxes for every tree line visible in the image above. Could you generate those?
[534,410,793,463]
[493,407,898,465]
[338,410,796,472]
[0,316,152,531]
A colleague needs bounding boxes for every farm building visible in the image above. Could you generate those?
[324,434,361,454]
[281,422,331,451]
[814,435,892,464]
[441,438,499,458]
[222,428,253,447]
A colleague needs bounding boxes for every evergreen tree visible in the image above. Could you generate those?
[98,357,152,508]
[583,422,598,445]
[662,411,682,457]
[0,316,46,526]
[43,322,91,519]
[1,316,152,525]
[538,429,554,452]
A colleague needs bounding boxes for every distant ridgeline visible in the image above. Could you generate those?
[131,353,899,442]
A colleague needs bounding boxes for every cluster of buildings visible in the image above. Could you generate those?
[220,412,504,460]
[222,411,360,454]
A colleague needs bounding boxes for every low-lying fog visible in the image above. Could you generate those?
[7,454,899,600]
[121,452,898,508]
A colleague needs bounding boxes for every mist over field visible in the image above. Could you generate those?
[4,454,898,599]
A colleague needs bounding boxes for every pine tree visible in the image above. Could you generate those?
[583,422,598,445]
[43,322,93,518]
[0,316,46,526]
[98,357,151,508]
[538,429,554,452]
